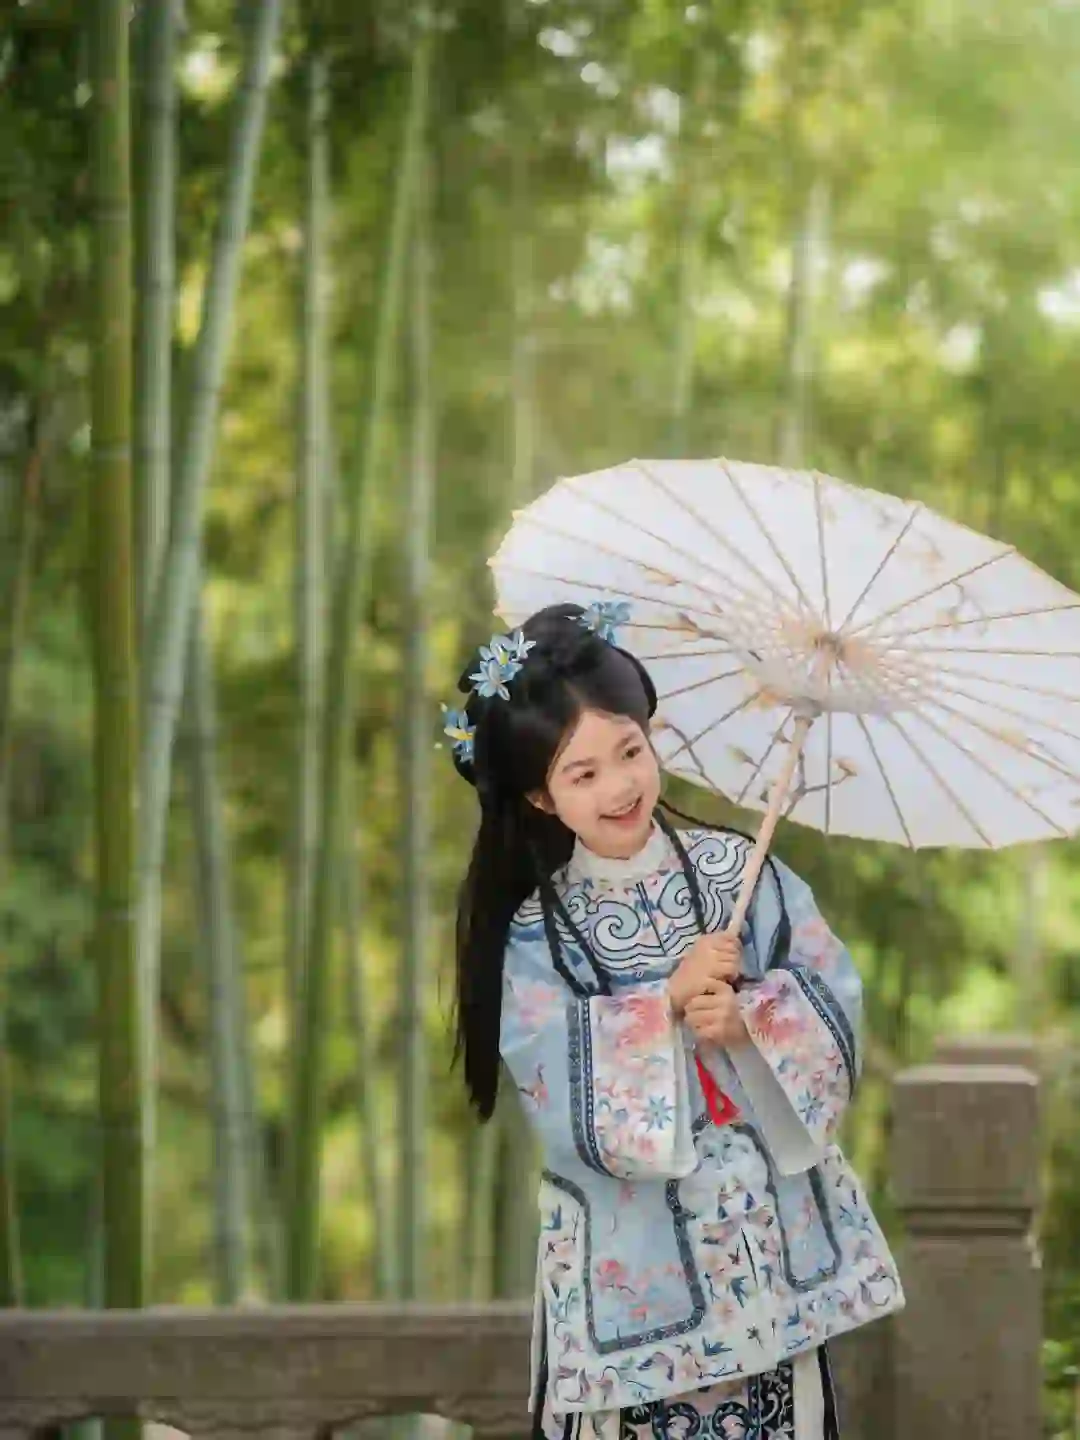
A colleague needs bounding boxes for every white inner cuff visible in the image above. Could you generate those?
[793,1348,826,1439]
[728,1038,822,1176]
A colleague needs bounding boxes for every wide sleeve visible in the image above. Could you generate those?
[726,858,861,1176]
[499,922,698,1181]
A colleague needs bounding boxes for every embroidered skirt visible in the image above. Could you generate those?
[538,1348,839,1440]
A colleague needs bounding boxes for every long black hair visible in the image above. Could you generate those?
[452,602,712,1119]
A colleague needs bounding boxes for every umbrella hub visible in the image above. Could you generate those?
[739,616,926,716]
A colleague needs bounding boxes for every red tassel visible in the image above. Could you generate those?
[694,1052,739,1126]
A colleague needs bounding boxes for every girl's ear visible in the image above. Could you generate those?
[526,789,555,814]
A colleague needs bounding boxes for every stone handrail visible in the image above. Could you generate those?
[0,1038,1042,1440]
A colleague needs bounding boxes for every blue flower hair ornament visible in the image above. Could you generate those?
[441,705,476,764]
[440,601,633,766]
[579,599,632,644]
[468,629,536,700]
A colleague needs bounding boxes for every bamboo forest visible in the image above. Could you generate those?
[2,0,1080,1433]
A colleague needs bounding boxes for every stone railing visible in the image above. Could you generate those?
[0,1037,1041,1440]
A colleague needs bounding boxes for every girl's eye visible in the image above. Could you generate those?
[624,745,642,760]
[573,771,594,786]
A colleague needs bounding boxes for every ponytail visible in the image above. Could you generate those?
[454,788,572,1120]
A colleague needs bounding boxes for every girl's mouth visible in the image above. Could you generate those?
[604,797,644,826]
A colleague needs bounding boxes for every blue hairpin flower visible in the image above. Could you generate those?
[469,630,536,700]
[479,630,535,670]
[580,600,632,644]
[442,705,476,762]
[505,629,536,664]
[469,655,515,700]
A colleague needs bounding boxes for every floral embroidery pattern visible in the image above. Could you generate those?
[503,830,902,1429]
[739,971,852,1148]
[583,984,691,1177]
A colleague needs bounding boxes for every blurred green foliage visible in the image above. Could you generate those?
[1,0,1079,1429]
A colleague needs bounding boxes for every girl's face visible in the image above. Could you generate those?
[531,708,661,859]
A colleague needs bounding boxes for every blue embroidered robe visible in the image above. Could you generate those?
[499,825,903,1420]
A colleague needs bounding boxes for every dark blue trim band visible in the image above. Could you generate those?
[781,963,858,1099]
[542,1169,707,1355]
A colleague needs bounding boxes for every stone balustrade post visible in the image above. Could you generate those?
[891,1040,1041,1439]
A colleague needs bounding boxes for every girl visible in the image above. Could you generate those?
[447,603,902,1440]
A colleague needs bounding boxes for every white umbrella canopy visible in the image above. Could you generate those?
[490,458,1080,864]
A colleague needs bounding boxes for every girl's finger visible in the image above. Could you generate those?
[684,993,715,1012]
[707,935,739,957]
[710,960,740,981]
[704,944,737,964]
[685,995,736,1019]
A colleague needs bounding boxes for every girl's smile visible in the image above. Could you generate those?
[603,795,645,826]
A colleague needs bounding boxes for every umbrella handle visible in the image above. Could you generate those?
[725,713,814,936]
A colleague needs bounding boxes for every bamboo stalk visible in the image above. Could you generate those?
[0,409,48,861]
[284,17,433,1300]
[287,41,330,1059]
[136,0,285,1278]
[342,817,395,1299]
[507,93,535,506]
[133,0,178,647]
[184,611,256,1303]
[488,4,540,1297]
[668,73,705,456]
[90,0,143,1310]
[398,129,433,1303]
[0,405,50,1305]
[778,176,829,469]
[0,1008,19,1307]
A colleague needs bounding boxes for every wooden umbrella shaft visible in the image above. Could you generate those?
[725,713,814,936]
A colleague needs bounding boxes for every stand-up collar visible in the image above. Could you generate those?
[565,822,674,889]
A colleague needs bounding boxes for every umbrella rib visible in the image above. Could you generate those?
[628,620,742,639]
[920,673,1080,749]
[734,708,796,807]
[915,661,1080,709]
[490,560,730,633]
[654,719,712,787]
[875,600,1080,644]
[656,665,748,703]
[813,472,833,632]
[658,688,765,766]
[636,645,736,662]
[898,643,1080,658]
[719,460,818,618]
[883,714,994,846]
[900,709,1070,839]
[630,460,808,619]
[567,468,790,618]
[835,503,922,633]
[509,510,730,613]
[917,692,1080,784]
[845,547,1015,640]
[855,714,916,847]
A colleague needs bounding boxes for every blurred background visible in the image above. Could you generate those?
[1,0,1079,1431]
